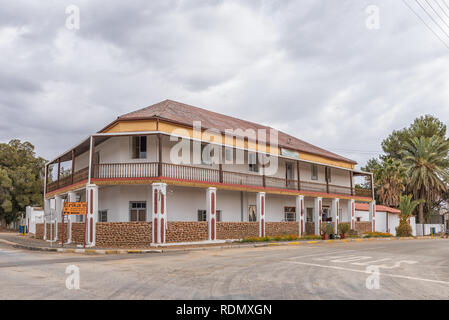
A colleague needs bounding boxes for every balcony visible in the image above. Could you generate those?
[46,162,372,198]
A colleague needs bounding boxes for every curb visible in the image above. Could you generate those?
[0,235,444,255]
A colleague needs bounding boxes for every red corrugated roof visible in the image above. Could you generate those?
[102,99,357,165]
[355,203,401,214]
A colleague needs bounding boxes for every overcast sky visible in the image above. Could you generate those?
[1,0,449,168]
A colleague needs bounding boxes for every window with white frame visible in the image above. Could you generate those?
[98,210,108,222]
[201,144,212,165]
[131,136,147,159]
[326,167,332,183]
[248,205,257,221]
[284,207,296,221]
[130,201,146,221]
[197,210,222,221]
[198,210,207,221]
[311,164,318,180]
[248,152,259,172]
[225,148,232,162]
[306,208,313,222]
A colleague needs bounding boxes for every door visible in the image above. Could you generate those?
[286,162,294,188]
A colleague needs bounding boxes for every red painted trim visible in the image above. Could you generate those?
[90,217,93,243]
[154,218,158,243]
[301,199,303,216]
[211,218,215,240]
[45,180,88,197]
[261,196,264,216]
[161,193,165,214]
[261,218,265,237]
[154,189,158,214]
[160,218,164,243]
[211,192,215,214]
[90,189,93,214]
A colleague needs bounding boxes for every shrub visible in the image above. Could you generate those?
[338,223,350,235]
[396,221,412,237]
[363,231,393,238]
[299,234,322,240]
[321,222,333,235]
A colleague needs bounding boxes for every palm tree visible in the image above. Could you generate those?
[397,195,423,236]
[398,194,423,222]
[374,158,407,207]
[401,136,449,225]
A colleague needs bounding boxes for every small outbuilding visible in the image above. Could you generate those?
[355,203,415,236]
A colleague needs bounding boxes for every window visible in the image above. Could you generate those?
[216,210,222,222]
[131,136,147,159]
[130,202,146,221]
[284,207,296,221]
[198,210,222,221]
[201,144,212,165]
[356,217,361,222]
[248,205,257,221]
[225,148,232,162]
[98,210,108,222]
[326,167,331,183]
[198,210,207,221]
[248,152,259,172]
[311,164,318,180]
[306,208,313,222]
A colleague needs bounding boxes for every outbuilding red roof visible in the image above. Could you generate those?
[103,99,357,165]
[355,203,401,214]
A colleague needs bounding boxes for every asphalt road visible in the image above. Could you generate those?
[1,239,449,299]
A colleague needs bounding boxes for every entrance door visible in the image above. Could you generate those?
[286,162,294,188]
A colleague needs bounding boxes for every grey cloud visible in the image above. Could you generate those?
[0,0,448,168]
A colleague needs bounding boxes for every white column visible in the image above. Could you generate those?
[257,192,266,237]
[331,198,340,234]
[314,197,322,236]
[152,183,167,244]
[54,195,63,242]
[369,200,376,232]
[43,198,50,240]
[67,191,77,244]
[206,187,217,241]
[86,184,98,246]
[296,195,305,237]
[350,199,356,231]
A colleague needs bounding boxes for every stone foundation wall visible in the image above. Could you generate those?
[266,222,299,237]
[95,222,152,248]
[166,221,208,243]
[355,221,372,234]
[34,222,86,245]
[216,222,259,239]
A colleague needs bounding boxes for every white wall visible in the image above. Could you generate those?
[415,223,444,236]
[25,206,44,234]
[375,211,387,233]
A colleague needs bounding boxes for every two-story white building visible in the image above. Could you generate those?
[39,100,375,247]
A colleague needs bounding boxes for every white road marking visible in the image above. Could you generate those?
[352,258,391,266]
[376,260,418,269]
[330,256,373,263]
[288,250,356,260]
[287,260,449,285]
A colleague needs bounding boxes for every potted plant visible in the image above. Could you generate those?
[321,222,333,240]
[338,223,350,239]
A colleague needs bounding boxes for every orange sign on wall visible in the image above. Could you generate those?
[63,202,88,215]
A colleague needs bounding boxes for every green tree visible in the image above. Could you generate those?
[0,140,45,226]
[382,115,446,160]
[401,136,449,225]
